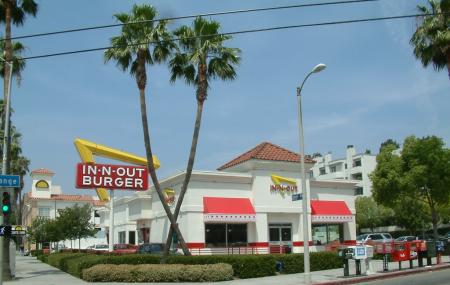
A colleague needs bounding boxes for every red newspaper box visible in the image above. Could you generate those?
[407,242,418,259]
[392,242,410,262]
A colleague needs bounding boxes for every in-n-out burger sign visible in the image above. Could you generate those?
[76,163,148,190]
[270,184,298,192]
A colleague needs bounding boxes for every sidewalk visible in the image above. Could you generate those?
[5,253,450,285]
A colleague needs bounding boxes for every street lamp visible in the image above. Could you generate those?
[296,63,326,283]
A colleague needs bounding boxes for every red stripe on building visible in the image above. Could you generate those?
[186,243,205,249]
[293,241,313,246]
[248,242,269,247]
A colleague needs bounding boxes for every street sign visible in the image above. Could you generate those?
[11,225,26,236]
[0,175,20,188]
[0,225,11,237]
[292,193,303,201]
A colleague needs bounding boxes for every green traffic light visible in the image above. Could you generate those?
[2,205,9,212]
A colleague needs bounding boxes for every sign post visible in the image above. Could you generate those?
[108,190,114,252]
[292,193,303,201]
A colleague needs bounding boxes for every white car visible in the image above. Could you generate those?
[93,244,109,251]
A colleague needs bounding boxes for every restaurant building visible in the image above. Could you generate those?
[101,142,358,254]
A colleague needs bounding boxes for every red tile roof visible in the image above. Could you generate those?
[26,192,105,206]
[217,142,315,170]
[31,168,54,175]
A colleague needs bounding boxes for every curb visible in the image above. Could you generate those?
[314,263,450,285]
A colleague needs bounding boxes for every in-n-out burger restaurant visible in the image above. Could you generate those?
[101,142,358,254]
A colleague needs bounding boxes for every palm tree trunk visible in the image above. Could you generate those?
[162,63,208,258]
[163,100,204,257]
[137,86,191,256]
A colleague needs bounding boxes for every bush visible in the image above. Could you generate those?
[37,254,49,263]
[47,253,86,271]
[31,250,43,257]
[276,252,342,274]
[82,263,233,282]
[166,254,276,279]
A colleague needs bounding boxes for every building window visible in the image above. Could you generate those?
[319,167,326,175]
[312,224,343,245]
[38,207,50,217]
[118,231,126,244]
[309,170,314,178]
[205,223,247,248]
[128,231,136,245]
[355,187,364,195]
[345,163,347,169]
[352,173,363,180]
[330,166,337,173]
[353,159,362,167]
[94,210,100,218]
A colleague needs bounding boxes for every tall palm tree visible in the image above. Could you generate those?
[0,0,37,102]
[410,0,450,79]
[0,39,26,85]
[104,4,191,256]
[163,16,241,256]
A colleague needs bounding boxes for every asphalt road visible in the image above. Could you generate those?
[358,268,450,285]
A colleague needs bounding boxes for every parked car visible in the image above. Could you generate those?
[395,236,416,242]
[137,243,180,255]
[113,243,137,254]
[356,233,393,244]
[93,244,109,251]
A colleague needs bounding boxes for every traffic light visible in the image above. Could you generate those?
[2,191,11,215]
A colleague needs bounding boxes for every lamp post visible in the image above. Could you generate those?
[0,56,13,285]
[297,63,326,283]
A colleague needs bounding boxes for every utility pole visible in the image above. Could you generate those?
[0,56,13,285]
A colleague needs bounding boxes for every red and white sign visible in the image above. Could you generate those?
[76,163,148,190]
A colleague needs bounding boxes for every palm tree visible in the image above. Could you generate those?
[410,0,450,79]
[0,0,37,101]
[0,39,26,85]
[163,16,241,256]
[104,4,191,256]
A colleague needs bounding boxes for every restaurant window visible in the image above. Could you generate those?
[312,224,343,245]
[118,231,126,244]
[129,231,136,245]
[205,223,247,248]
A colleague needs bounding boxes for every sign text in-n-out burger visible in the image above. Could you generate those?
[76,163,148,190]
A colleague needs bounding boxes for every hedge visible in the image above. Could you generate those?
[44,251,342,280]
[30,250,43,257]
[82,263,233,282]
[64,254,161,278]
[275,252,342,274]
[166,254,277,279]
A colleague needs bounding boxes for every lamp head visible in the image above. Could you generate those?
[312,63,326,73]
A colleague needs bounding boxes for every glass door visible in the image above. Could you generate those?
[269,223,292,245]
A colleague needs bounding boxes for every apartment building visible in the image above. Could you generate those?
[309,145,376,196]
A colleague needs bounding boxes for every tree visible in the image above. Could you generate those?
[56,204,96,250]
[0,0,37,102]
[26,216,48,250]
[355,196,394,233]
[163,16,241,256]
[104,4,190,255]
[410,0,450,79]
[371,135,450,241]
[379,138,400,152]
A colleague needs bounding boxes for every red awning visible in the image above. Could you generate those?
[311,200,353,223]
[203,197,256,222]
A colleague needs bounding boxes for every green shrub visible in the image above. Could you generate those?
[166,254,276,279]
[65,254,107,277]
[31,250,43,257]
[82,263,233,282]
[37,254,49,263]
[276,252,342,274]
[47,253,86,271]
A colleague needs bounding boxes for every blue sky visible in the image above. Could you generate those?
[7,0,449,196]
